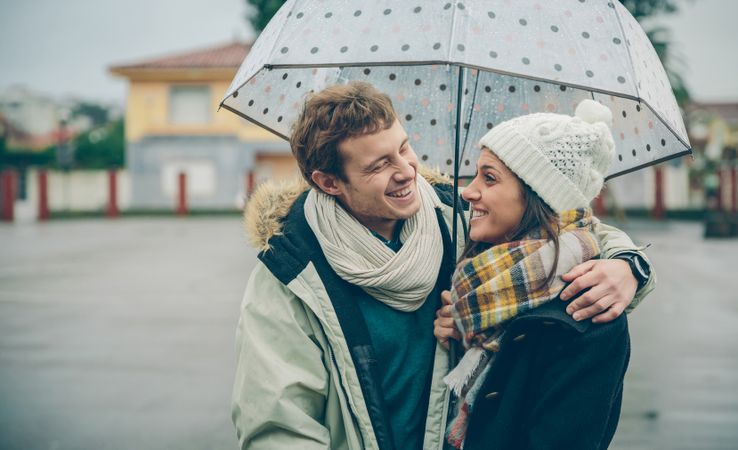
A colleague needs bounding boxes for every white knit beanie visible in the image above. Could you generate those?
[478,99,615,213]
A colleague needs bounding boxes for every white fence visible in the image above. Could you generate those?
[606,164,702,210]
[11,169,131,222]
[3,163,733,222]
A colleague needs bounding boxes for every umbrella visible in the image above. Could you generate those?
[221,0,690,180]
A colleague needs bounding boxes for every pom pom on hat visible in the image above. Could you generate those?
[575,99,613,127]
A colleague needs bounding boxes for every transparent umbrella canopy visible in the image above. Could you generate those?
[221,0,691,180]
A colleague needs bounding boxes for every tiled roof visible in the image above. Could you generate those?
[111,42,251,70]
[688,102,738,127]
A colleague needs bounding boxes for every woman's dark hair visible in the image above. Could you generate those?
[459,180,562,289]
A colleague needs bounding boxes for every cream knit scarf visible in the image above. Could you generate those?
[304,176,444,312]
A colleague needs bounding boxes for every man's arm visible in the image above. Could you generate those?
[232,263,331,450]
[559,221,656,323]
[595,221,656,306]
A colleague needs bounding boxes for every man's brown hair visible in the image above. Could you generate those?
[290,81,397,187]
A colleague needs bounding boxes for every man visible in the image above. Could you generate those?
[232,81,654,450]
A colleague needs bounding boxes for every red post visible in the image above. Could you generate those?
[713,168,723,211]
[1,169,17,222]
[106,169,119,218]
[38,170,50,221]
[730,164,738,214]
[246,170,255,198]
[722,166,730,211]
[176,172,187,216]
[652,166,665,220]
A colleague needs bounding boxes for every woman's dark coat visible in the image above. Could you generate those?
[461,297,630,450]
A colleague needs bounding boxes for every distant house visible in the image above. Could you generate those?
[0,112,31,150]
[0,85,66,151]
[110,42,295,210]
[685,102,738,211]
[686,102,738,160]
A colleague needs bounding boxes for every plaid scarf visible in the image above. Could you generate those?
[444,208,601,449]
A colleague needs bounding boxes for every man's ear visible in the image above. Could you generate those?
[311,170,343,196]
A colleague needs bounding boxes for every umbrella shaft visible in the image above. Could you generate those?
[452,65,465,264]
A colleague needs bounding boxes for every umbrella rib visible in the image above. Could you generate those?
[604,149,692,181]
[452,65,465,264]
[451,146,691,182]
[263,61,454,70]
[258,61,647,102]
[221,53,691,166]
[220,61,690,150]
[220,66,690,154]
[447,0,460,63]
[220,103,289,141]
[220,76,253,108]
[611,1,641,99]
[250,61,689,148]
[638,98,691,150]
[223,59,607,118]
[459,69,481,163]
[265,1,298,73]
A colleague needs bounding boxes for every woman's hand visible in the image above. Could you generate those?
[559,259,637,323]
[434,290,462,349]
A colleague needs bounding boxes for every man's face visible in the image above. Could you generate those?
[330,119,420,238]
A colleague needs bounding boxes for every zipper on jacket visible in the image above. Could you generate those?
[326,343,376,450]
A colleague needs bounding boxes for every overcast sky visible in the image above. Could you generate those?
[1,0,736,105]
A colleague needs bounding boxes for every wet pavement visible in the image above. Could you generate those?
[609,220,738,450]
[1,217,737,450]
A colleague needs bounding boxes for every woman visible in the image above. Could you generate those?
[435,100,632,450]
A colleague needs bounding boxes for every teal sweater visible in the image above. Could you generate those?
[361,222,439,450]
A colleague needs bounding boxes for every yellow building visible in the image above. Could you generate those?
[110,42,296,209]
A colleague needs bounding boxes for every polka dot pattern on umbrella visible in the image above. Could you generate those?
[222,0,691,179]
[229,0,641,102]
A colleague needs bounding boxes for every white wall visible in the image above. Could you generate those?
[664,165,692,209]
[23,169,132,214]
[606,169,653,209]
[605,164,698,210]
[6,162,716,222]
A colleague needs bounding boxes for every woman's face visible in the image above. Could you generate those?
[462,149,526,245]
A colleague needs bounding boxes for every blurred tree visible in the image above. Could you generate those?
[71,102,110,127]
[0,144,54,168]
[244,0,691,103]
[620,0,680,19]
[0,117,53,167]
[73,119,124,169]
[245,0,285,33]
